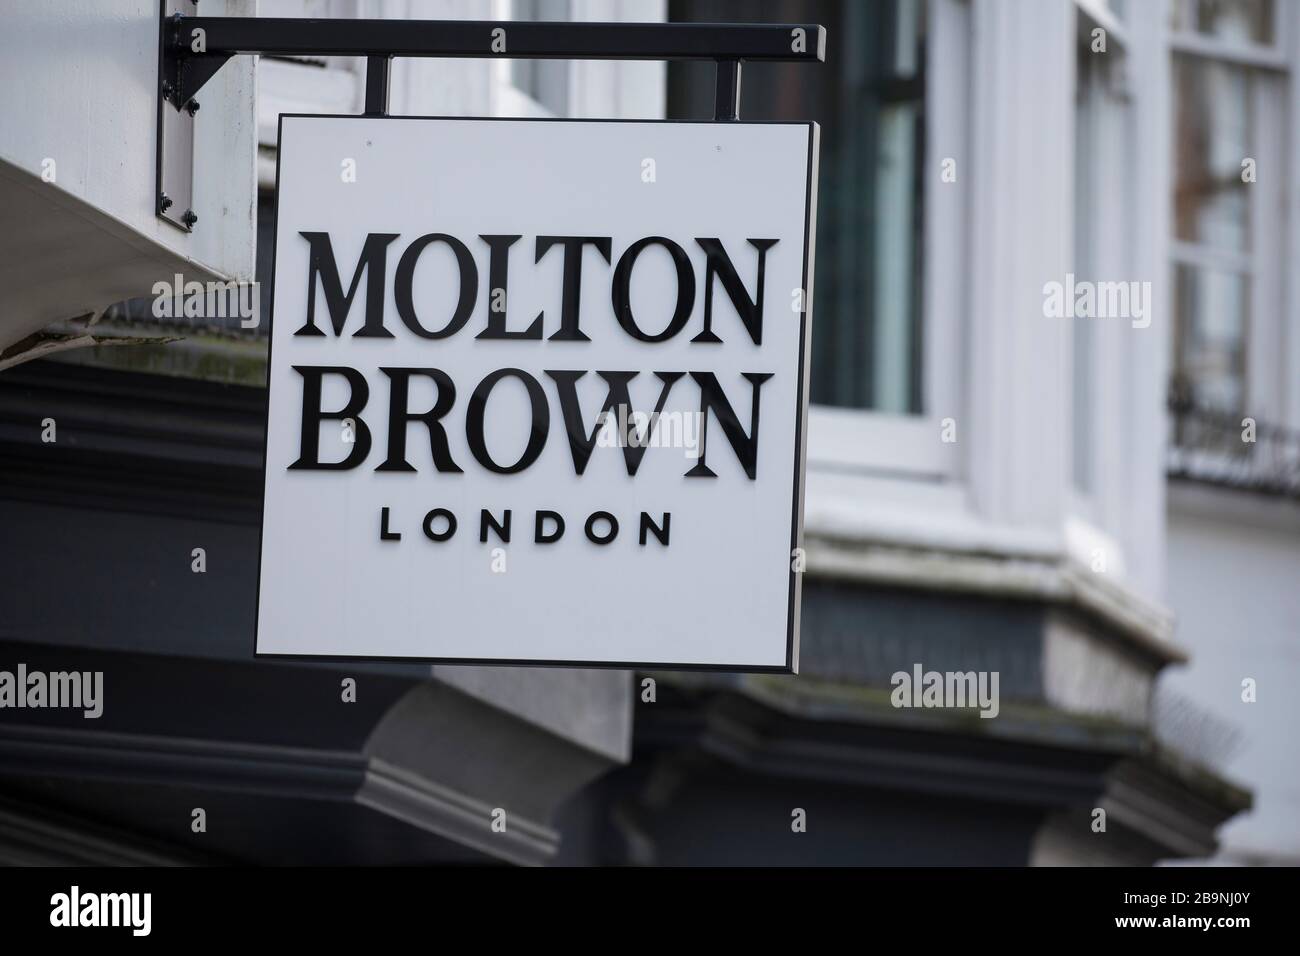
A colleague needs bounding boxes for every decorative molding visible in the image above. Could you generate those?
[805,532,1184,666]
[635,681,1249,863]
[0,721,565,865]
[358,758,557,867]
[0,796,205,866]
[0,723,365,800]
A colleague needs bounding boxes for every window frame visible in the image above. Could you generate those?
[1167,1,1292,428]
[491,0,575,118]
[1066,0,1136,567]
[806,0,967,481]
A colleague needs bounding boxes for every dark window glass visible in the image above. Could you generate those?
[1170,0,1275,46]
[668,0,926,412]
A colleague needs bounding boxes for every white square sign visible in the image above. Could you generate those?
[255,115,818,670]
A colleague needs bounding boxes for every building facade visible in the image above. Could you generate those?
[2,0,1295,865]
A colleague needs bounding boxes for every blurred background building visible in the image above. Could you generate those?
[1,0,1296,865]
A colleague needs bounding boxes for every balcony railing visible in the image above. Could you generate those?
[1167,391,1300,498]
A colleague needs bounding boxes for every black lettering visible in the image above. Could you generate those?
[394,233,479,338]
[480,509,512,543]
[611,237,696,342]
[639,512,670,546]
[585,511,618,544]
[465,368,550,473]
[296,232,398,338]
[544,370,684,475]
[476,235,542,339]
[288,365,372,470]
[535,236,612,341]
[685,371,773,480]
[380,506,401,541]
[691,238,778,345]
[535,510,564,543]
[422,508,457,542]
[375,367,462,473]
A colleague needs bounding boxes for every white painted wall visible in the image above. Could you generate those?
[1162,482,1300,863]
[0,0,256,350]
[0,0,256,277]
[253,0,665,190]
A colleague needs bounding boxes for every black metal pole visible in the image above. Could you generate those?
[175,17,823,60]
[364,55,391,116]
[714,59,742,121]
[162,16,825,105]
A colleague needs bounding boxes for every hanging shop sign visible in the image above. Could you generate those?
[255,114,818,669]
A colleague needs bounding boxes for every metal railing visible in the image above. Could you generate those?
[1167,391,1300,498]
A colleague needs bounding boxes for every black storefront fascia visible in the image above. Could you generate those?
[0,359,1248,865]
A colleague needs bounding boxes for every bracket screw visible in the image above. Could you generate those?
[160,193,174,212]
[185,99,200,116]
[162,80,174,99]
[181,210,198,228]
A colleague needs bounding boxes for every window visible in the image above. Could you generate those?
[1171,56,1255,413]
[510,0,571,115]
[1074,41,1099,495]
[496,0,572,117]
[1168,0,1282,422]
[667,0,927,413]
[1171,0,1275,45]
[1071,3,1133,497]
[1166,0,1300,496]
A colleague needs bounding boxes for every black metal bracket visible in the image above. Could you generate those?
[157,0,203,231]
[714,60,742,121]
[157,10,825,229]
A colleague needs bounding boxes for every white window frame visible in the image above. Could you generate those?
[806,0,967,481]
[256,1,666,185]
[1076,0,1130,48]
[1066,0,1135,573]
[491,0,571,118]
[489,0,667,120]
[255,0,369,187]
[1167,1,1293,429]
